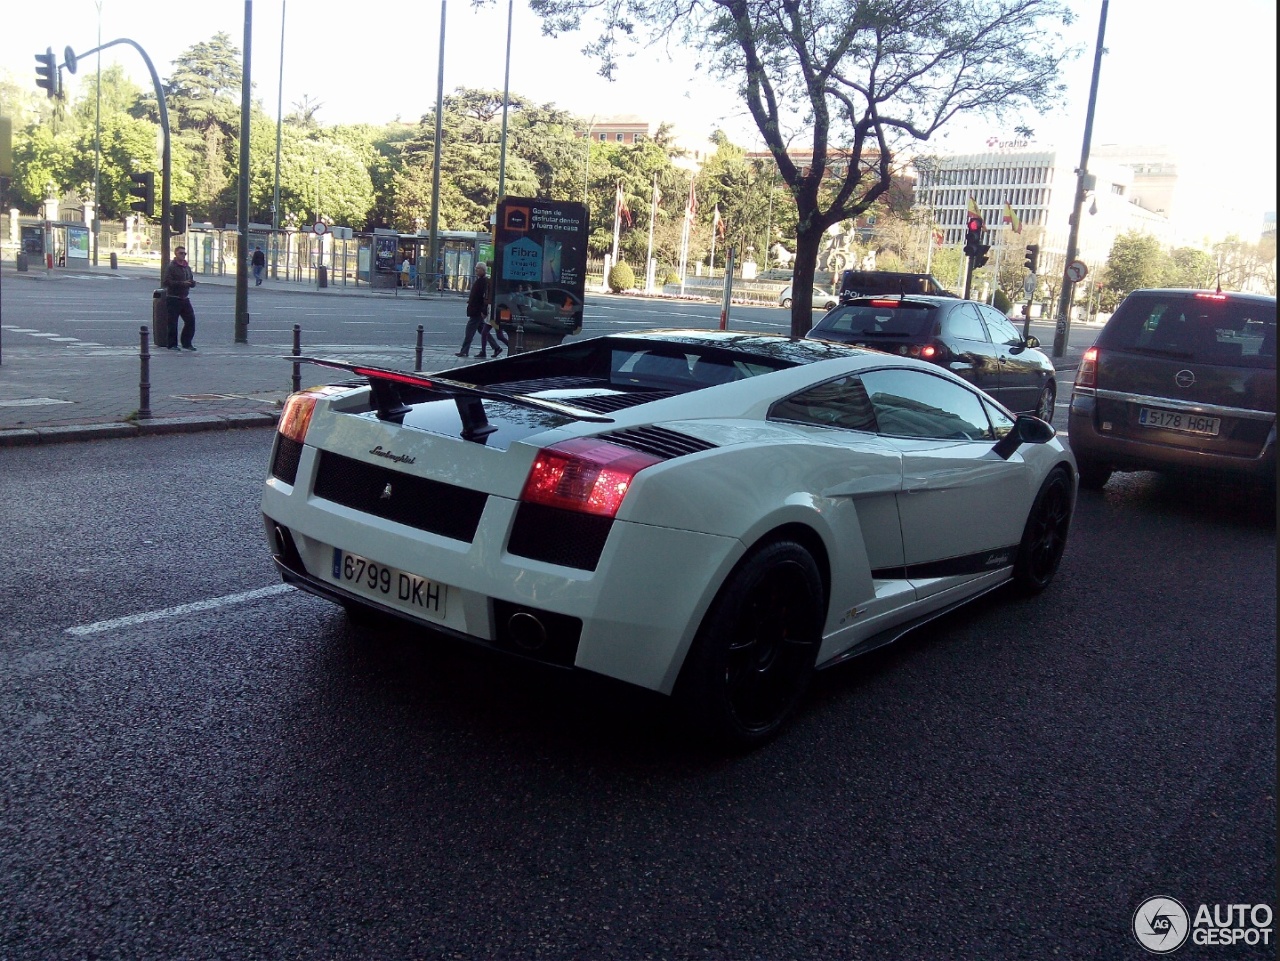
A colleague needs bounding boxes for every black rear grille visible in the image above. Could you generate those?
[598,425,716,459]
[563,391,673,414]
[313,450,487,542]
[270,436,304,485]
[507,502,613,571]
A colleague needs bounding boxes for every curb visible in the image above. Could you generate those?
[0,411,280,448]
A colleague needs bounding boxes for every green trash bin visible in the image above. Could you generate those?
[152,288,172,348]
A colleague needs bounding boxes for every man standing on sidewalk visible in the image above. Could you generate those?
[251,246,266,286]
[163,246,198,351]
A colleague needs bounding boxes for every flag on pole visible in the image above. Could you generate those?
[932,228,944,246]
[1002,200,1022,234]
[616,183,632,228]
[713,205,725,238]
[966,194,981,219]
[686,179,697,223]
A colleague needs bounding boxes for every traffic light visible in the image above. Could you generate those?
[35,48,60,99]
[171,203,188,234]
[1024,244,1040,273]
[963,215,984,256]
[973,241,991,268]
[128,171,154,216]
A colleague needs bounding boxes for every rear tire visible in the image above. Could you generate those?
[1075,456,1112,490]
[1013,468,1074,594]
[1035,380,1057,421]
[780,298,793,309]
[676,540,824,750]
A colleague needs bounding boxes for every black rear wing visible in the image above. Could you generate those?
[286,356,613,440]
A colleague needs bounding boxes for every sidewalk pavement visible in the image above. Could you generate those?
[0,262,1088,447]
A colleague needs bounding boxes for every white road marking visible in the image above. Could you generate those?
[66,584,296,636]
[0,397,74,408]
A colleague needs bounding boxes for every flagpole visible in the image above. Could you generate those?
[709,218,718,281]
[611,182,621,266]
[645,173,657,293]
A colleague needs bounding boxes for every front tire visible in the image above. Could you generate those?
[676,540,825,749]
[780,298,793,309]
[1013,468,1074,594]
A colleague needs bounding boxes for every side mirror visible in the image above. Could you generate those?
[992,413,1057,460]
[1025,335,1041,349]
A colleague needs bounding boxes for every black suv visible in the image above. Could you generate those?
[806,295,1056,418]
[838,270,954,303]
[1067,288,1276,489]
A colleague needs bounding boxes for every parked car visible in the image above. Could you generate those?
[263,331,1076,748]
[838,270,954,303]
[1068,288,1276,489]
[778,285,838,310]
[806,295,1057,419]
[493,285,584,335]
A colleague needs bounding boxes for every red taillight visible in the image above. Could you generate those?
[520,438,662,518]
[1195,292,1228,301]
[920,344,937,360]
[1075,346,1099,389]
[869,299,901,307]
[278,386,345,443]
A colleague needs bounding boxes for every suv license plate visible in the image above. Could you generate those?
[1138,407,1221,436]
[332,548,446,618]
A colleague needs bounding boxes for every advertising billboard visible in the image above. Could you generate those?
[492,198,589,334]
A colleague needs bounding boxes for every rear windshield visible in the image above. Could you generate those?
[813,303,937,339]
[1101,293,1276,369]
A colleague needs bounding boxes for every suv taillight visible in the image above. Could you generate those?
[520,438,662,518]
[1075,346,1099,390]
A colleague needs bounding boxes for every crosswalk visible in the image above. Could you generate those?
[1,325,105,348]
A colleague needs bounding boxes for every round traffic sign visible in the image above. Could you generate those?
[1066,259,1088,283]
[312,221,328,235]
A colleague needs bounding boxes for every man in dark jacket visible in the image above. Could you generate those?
[251,246,266,286]
[456,263,500,357]
[163,246,198,350]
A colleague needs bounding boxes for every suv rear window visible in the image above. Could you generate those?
[813,303,937,338]
[1100,293,1276,369]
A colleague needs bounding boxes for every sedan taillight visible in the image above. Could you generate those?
[521,438,662,518]
[1075,346,1099,389]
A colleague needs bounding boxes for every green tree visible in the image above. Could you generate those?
[1165,246,1217,289]
[1101,232,1167,304]
[517,0,1075,335]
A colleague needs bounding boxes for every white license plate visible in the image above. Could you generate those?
[1138,407,1221,436]
[331,548,446,618]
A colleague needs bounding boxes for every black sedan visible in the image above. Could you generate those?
[807,295,1057,419]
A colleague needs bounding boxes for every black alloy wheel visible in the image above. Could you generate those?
[1036,380,1057,422]
[678,540,824,749]
[1013,468,1074,594]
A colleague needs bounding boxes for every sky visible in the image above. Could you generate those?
[2,0,1276,237]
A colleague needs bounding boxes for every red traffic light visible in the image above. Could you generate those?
[966,215,983,233]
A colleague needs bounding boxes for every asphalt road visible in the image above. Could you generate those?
[0,431,1273,959]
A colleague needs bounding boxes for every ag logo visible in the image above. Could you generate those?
[1133,896,1190,953]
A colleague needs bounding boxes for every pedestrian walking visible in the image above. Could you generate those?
[457,263,501,357]
[251,246,266,286]
[163,246,198,350]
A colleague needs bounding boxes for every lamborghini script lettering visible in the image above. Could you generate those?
[370,445,416,464]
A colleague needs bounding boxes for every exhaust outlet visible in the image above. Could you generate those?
[508,611,547,651]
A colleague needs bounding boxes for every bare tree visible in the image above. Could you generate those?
[505,0,1077,334]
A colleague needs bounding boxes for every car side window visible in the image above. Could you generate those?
[858,368,994,441]
[946,303,990,342]
[979,306,1024,346]
[769,376,877,432]
[982,398,1016,438]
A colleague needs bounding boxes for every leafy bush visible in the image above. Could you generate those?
[992,289,1012,314]
[608,261,636,292]
[663,269,680,286]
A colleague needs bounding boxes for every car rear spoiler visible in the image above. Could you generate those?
[286,356,613,440]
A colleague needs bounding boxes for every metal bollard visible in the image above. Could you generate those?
[292,324,302,393]
[415,325,424,371]
[138,326,152,419]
